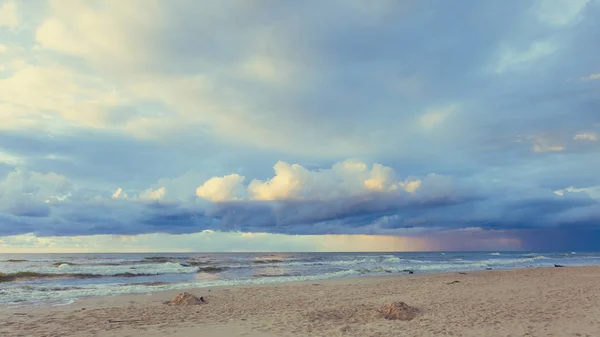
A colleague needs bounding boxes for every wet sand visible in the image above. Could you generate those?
[2,266,600,336]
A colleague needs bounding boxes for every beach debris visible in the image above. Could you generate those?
[458,272,467,275]
[402,269,414,274]
[446,280,460,285]
[377,301,419,321]
[167,292,205,306]
[554,264,565,268]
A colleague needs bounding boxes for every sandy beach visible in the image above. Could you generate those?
[2,266,600,337]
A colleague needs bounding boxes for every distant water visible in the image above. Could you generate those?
[2,251,599,306]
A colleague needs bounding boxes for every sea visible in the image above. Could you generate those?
[2,251,600,306]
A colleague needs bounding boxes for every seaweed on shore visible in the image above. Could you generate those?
[6,259,28,262]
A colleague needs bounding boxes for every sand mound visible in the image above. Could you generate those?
[168,292,204,306]
[377,301,419,321]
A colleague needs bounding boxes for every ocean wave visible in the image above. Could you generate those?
[0,272,102,283]
[197,266,227,273]
[252,273,297,278]
[0,269,359,305]
[12,285,85,292]
[0,271,178,283]
[252,259,285,264]
[123,282,169,287]
[180,261,212,267]
[401,256,549,272]
[210,256,453,269]
[356,267,389,274]
[6,261,199,277]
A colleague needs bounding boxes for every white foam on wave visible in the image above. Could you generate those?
[257,256,413,268]
[6,261,199,276]
[0,269,359,305]
[51,298,76,307]
[402,255,550,271]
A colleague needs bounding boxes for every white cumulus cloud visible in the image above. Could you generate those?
[196,174,246,202]
[195,160,440,203]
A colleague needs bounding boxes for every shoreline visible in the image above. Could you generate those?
[0,264,564,307]
[1,251,587,306]
[2,265,600,336]
[0,264,590,307]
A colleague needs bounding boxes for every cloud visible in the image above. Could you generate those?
[574,132,598,141]
[0,170,70,217]
[34,0,161,72]
[196,174,245,202]
[0,1,598,250]
[112,188,127,199]
[0,63,129,130]
[0,1,18,29]
[417,105,457,130]
[494,40,559,74]
[198,160,437,202]
[555,185,600,199]
[581,73,600,81]
[239,54,295,84]
[535,0,590,26]
[533,144,565,152]
[0,159,597,242]
[138,187,167,202]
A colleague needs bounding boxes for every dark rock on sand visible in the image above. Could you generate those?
[554,264,566,268]
[377,301,419,321]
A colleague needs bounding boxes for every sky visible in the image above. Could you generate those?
[0,0,599,252]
